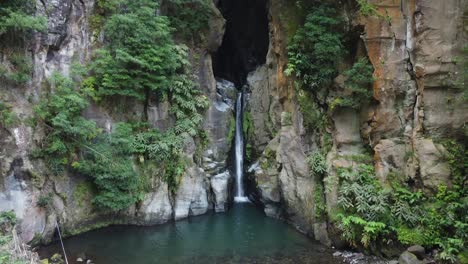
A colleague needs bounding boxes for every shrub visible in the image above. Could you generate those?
[0,0,47,45]
[36,193,53,208]
[0,53,33,85]
[0,101,17,128]
[332,57,375,110]
[73,123,144,211]
[356,0,379,17]
[297,88,326,131]
[337,165,390,222]
[33,72,100,174]
[286,4,345,90]
[92,0,186,101]
[308,152,327,177]
[164,0,213,41]
[334,149,467,262]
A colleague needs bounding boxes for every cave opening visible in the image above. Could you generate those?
[213,0,269,87]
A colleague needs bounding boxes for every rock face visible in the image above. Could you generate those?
[0,0,466,253]
[245,0,466,248]
[0,0,236,243]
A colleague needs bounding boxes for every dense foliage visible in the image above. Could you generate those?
[285,4,345,91]
[91,0,184,101]
[334,142,467,262]
[73,123,144,211]
[0,53,34,85]
[33,73,100,174]
[331,58,375,110]
[34,0,208,211]
[307,152,327,220]
[356,0,379,17]
[0,0,46,50]
[164,0,212,41]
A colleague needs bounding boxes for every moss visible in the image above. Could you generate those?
[297,89,325,131]
[280,0,307,43]
[342,153,373,164]
[89,14,105,39]
[314,183,326,220]
[242,111,254,141]
[73,182,94,208]
[0,53,33,85]
[227,116,235,142]
[64,220,114,237]
[0,101,18,128]
[322,132,333,154]
[37,193,53,208]
[260,147,276,170]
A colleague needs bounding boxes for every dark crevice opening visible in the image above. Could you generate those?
[213,0,269,87]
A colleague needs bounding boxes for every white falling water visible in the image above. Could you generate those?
[234,92,249,203]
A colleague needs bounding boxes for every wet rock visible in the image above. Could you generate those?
[138,184,172,225]
[399,251,423,264]
[407,245,425,260]
[313,222,331,246]
[174,166,209,220]
[211,171,231,212]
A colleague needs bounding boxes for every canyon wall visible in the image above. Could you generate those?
[247,0,467,247]
[0,0,466,254]
[0,0,234,243]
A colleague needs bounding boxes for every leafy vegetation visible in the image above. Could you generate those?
[73,123,145,211]
[34,0,208,211]
[164,0,212,41]
[286,4,345,91]
[335,142,467,262]
[0,211,31,264]
[297,89,326,131]
[0,0,47,43]
[457,45,468,101]
[308,152,327,177]
[331,58,375,110]
[36,193,53,208]
[336,164,389,248]
[0,53,33,85]
[91,0,186,101]
[0,101,17,128]
[356,0,379,17]
[33,73,100,175]
[307,152,327,220]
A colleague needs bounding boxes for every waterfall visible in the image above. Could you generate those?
[234,92,249,202]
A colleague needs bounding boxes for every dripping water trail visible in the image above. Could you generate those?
[234,91,248,203]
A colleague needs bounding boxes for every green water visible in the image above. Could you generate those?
[39,204,340,263]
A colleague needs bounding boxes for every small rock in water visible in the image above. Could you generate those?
[354,253,365,260]
[333,252,342,257]
[76,258,83,262]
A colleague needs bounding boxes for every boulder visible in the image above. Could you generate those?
[174,166,209,220]
[210,171,231,212]
[399,251,423,264]
[137,184,173,225]
[407,245,425,260]
[415,138,451,192]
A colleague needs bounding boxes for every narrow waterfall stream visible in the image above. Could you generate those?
[234,92,248,202]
